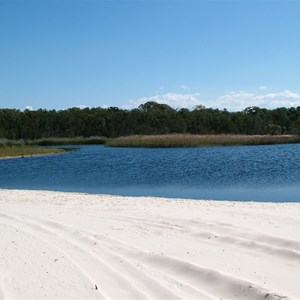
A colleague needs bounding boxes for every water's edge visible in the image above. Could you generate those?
[1,144,300,202]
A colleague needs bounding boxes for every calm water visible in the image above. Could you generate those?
[1,144,300,202]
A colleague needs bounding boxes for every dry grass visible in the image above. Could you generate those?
[106,134,300,148]
[28,137,107,146]
[0,146,65,158]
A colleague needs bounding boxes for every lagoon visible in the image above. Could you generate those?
[0,144,300,202]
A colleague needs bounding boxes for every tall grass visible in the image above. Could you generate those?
[27,136,107,146]
[0,138,25,147]
[2,134,300,149]
[106,134,300,148]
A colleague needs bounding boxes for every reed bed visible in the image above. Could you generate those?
[28,136,107,146]
[0,138,25,147]
[2,135,300,149]
[0,146,65,158]
[106,134,300,148]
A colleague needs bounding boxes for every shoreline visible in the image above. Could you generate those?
[2,187,300,204]
[0,151,65,160]
[0,189,299,299]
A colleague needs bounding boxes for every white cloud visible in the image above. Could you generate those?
[180,84,190,91]
[255,90,300,100]
[126,89,300,111]
[126,92,202,110]
[77,105,87,109]
[24,105,34,111]
[215,90,300,111]
[259,86,268,90]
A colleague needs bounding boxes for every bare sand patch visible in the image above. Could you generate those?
[0,189,299,299]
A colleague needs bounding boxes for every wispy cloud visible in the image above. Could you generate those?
[259,86,268,90]
[180,84,190,91]
[156,86,165,92]
[216,90,300,111]
[126,89,300,111]
[126,92,202,110]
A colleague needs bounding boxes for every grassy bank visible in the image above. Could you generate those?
[2,134,300,149]
[28,136,107,146]
[0,146,65,158]
[106,134,300,148]
[0,137,106,147]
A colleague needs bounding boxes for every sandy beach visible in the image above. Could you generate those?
[0,189,299,299]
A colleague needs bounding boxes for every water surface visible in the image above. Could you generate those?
[0,144,299,202]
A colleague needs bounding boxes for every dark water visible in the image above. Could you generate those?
[0,144,300,202]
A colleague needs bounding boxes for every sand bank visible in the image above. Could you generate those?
[0,189,299,299]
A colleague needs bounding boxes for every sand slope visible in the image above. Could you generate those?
[0,189,299,299]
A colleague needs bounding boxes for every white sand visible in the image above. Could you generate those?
[0,189,299,300]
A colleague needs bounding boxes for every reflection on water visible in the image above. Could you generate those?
[0,144,300,202]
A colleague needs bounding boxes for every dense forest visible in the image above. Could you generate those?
[1,101,300,140]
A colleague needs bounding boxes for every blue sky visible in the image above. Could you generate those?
[1,0,300,111]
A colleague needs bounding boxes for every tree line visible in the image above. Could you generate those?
[1,101,300,140]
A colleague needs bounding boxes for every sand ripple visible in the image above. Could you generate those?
[0,189,299,299]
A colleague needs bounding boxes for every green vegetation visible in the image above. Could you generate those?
[106,134,300,148]
[2,134,300,149]
[1,102,300,141]
[28,136,107,146]
[0,146,65,158]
